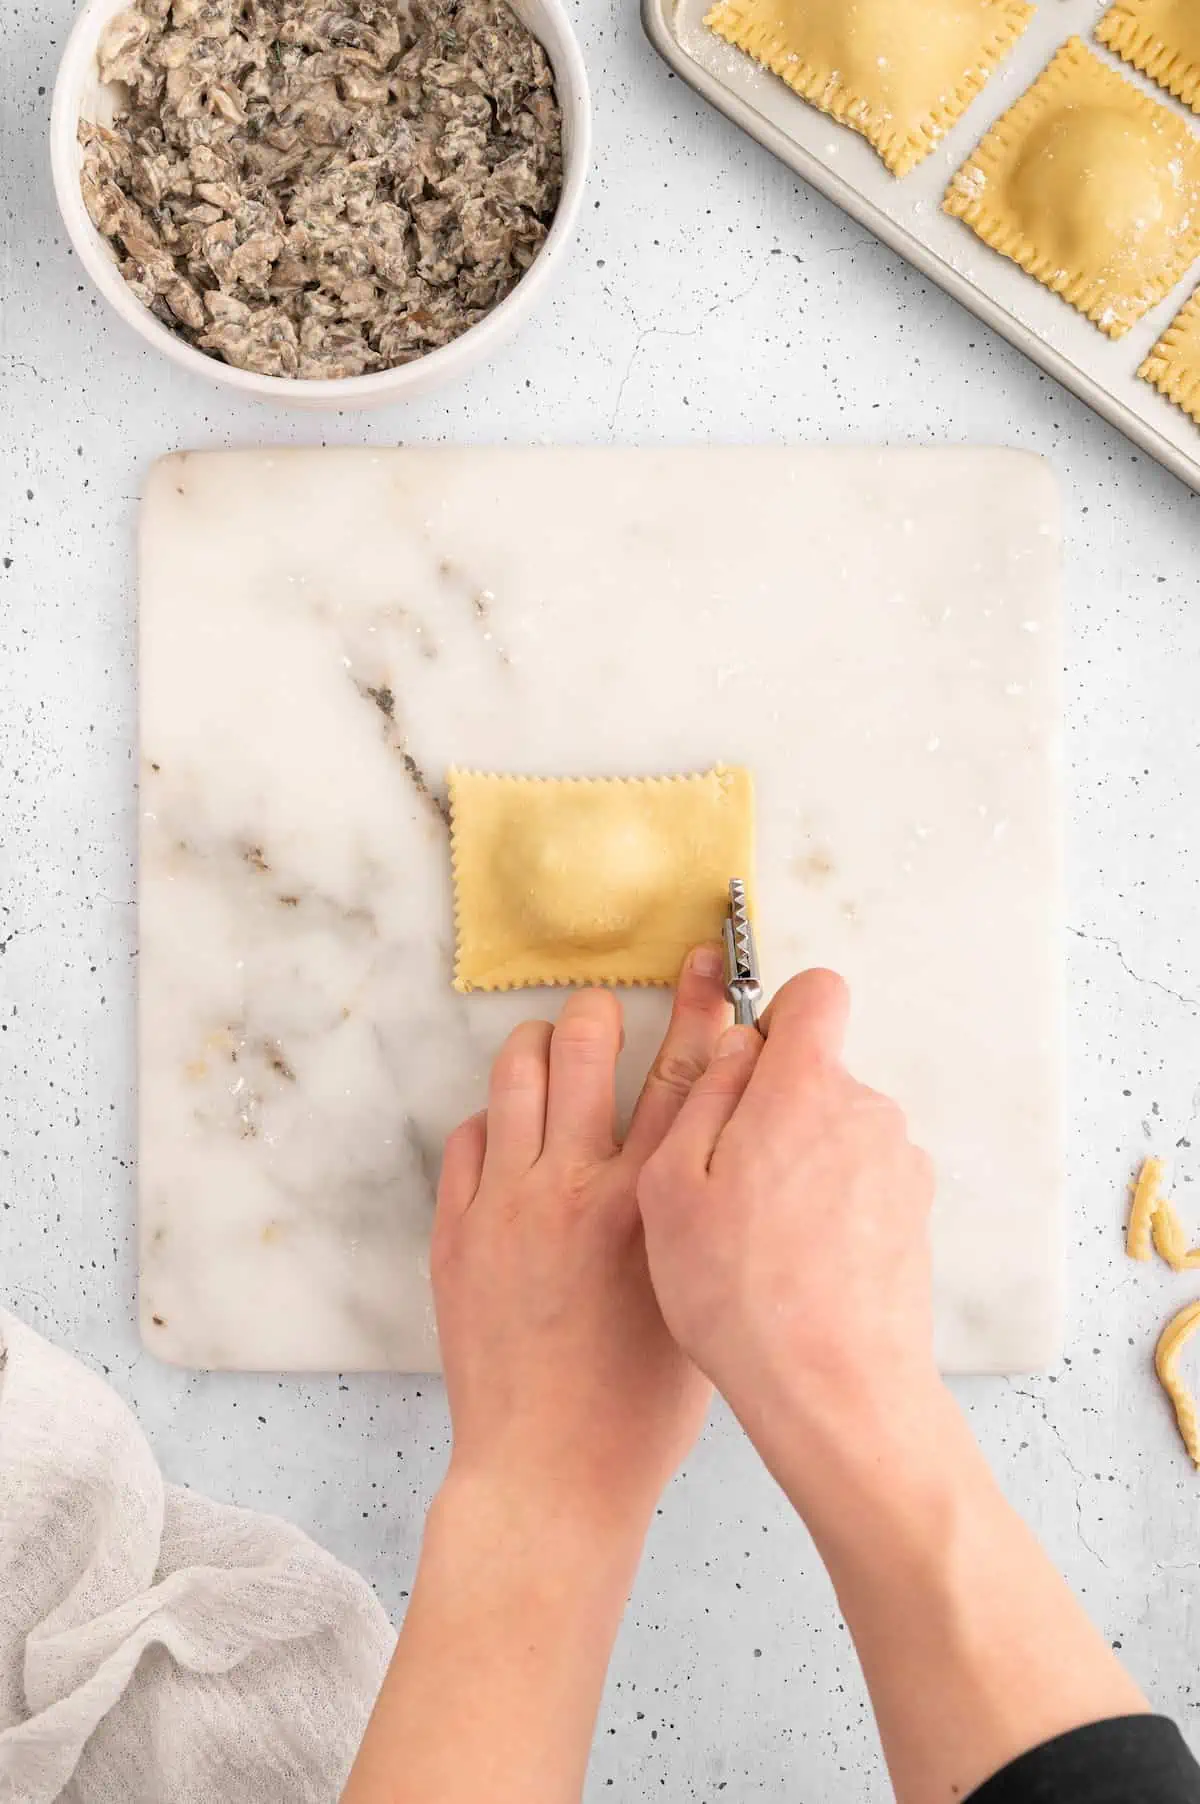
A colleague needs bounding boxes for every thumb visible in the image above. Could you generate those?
[756,968,849,1066]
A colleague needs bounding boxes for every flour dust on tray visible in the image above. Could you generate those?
[78,0,563,379]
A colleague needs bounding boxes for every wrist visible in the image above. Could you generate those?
[428,1462,649,1600]
[731,1357,973,1547]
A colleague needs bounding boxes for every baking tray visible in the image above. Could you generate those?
[642,0,1200,497]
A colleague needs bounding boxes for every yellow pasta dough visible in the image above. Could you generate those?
[1127,1154,1164,1261]
[448,766,755,992]
[1098,0,1200,113]
[1124,1156,1200,1268]
[1140,286,1200,425]
[704,0,1033,178]
[1125,1160,1200,1468]
[944,38,1200,338]
[1152,1197,1187,1268]
[1152,1195,1200,1271]
[1156,1299,1200,1467]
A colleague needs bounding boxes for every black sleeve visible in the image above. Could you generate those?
[967,1717,1200,1804]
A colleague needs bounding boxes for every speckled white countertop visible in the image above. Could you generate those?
[3,1,1200,1794]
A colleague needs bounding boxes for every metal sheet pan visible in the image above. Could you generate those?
[642,0,1200,497]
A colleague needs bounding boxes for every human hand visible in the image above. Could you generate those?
[431,949,732,1547]
[637,969,938,1501]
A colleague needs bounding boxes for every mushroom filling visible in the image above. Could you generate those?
[79,0,564,379]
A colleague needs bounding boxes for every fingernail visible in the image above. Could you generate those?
[690,944,723,978]
[713,1026,748,1058]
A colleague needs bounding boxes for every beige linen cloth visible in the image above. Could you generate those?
[0,1310,395,1803]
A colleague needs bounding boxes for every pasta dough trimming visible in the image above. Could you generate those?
[1156,1299,1200,1467]
[1125,1155,1200,1269]
[704,0,1033,178]
[1127,1154,1164,1261]
[448,766,755,992]
[1125,1161,1200,1466]
[1098,0,1200,114]
[1140,286,1200,426]
[1151,1195,1200,1271]
[944,38,1200,339]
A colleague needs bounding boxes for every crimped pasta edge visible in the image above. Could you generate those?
[705,0,1033,176]
[1139,288,1200,425]
[1097,3,1200,112]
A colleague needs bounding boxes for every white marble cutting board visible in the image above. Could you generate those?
[139,447,1063,1375]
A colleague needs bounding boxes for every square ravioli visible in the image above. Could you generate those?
[449,766,755,992]
[944,38,1200,339]
[1098,0,1200,114]
[704,0,1033,178]
[1140,285,1200,424]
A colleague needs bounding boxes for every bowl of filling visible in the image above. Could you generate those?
[51,0,589,406]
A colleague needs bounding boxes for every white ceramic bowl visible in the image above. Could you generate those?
[51,0,591,409]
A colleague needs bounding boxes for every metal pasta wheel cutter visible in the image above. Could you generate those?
[722,878,762,1031]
